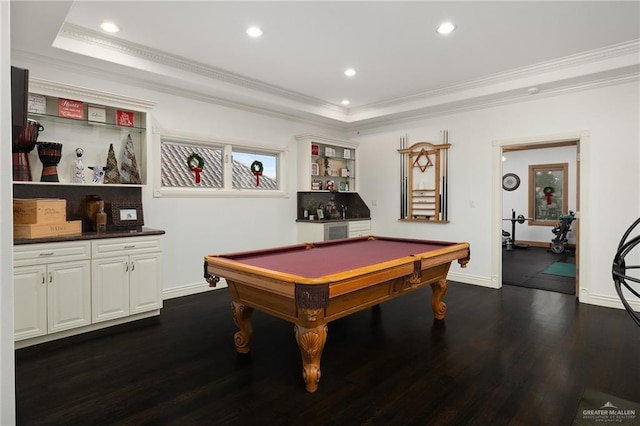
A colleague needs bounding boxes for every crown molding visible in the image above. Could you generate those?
[57,23,345,115]
[19,26,640,130]
[28,77,157,110]
[350,39,640,115]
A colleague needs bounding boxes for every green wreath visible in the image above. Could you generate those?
[543,186,555,194]
[187,153,204,169]
[250,160,264,174]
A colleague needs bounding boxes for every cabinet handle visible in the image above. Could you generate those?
[124,245,135,249]
[48,272,52,283]
[125,262,129,272]
[41,273,45,284]
[131,262,135,272]
[39,252,54,256]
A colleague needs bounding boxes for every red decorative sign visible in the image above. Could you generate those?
[58,98,84,119]
[311,144,319,156]
[116,110,135,127]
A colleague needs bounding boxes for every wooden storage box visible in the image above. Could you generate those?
[13,199,67,224]
[14,221,82,239]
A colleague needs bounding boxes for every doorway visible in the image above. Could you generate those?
[492,133,585,296]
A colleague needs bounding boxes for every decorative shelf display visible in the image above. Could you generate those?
[14,78,155,186]
[295,134,358,192]
[398,132,451,223]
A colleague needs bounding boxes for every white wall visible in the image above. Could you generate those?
[502,145,577,244]
[1,2,16,423]
[351,80,640,307]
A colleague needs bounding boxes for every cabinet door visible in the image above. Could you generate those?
[129,253,162,314]
[14,265,47,340]
[47,260,91,333]
[92,256,130,322]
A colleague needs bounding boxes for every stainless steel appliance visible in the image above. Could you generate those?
[324,221,348,240]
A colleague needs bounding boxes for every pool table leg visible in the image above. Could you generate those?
[431,278,448,320]
[231,301,254,354]
[294,323,328,393]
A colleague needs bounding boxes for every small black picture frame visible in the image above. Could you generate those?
[110,202,144,229]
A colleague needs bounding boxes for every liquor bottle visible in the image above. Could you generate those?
[96,201,107,233]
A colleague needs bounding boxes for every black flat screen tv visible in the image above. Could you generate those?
[11,66,29,144]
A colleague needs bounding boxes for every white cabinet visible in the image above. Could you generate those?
[19,78,154,186]
[296,222,325,243]
[348,220,371,238]
[91,236,163,323]
[14,241,91,341]
[14,233,164,347]
[295,134,359,192]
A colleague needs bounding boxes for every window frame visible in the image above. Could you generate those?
[528,162,568,226]
[154,130,288,198]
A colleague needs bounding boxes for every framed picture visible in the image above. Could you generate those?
[316,209,325,220]
[311,162,319,175]
[110,202,144,228]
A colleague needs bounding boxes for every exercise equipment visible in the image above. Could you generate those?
[612,217,640,327]
[550,211,575,254]
[502,209,532,250]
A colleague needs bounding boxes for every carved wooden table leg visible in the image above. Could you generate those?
[294,323,328,392]
[231,301,254,353]
[431,278,448,320]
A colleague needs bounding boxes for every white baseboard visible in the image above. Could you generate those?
[448,272,498,289]
[162,279,228,300]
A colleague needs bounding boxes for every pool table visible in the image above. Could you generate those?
[204,235,470,392]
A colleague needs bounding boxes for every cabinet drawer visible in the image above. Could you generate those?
[14,241,91,267]
[92,236,162,258]
[348,220,371,233]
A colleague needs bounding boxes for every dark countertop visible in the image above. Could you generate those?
[14,227,166,245]
[295,218,371,224]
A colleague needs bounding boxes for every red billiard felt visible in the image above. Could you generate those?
[222,238,454,279]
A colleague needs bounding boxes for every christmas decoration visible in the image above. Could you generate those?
[120,134,141,184]
[187,153,204,184]
[251,160,264,186]
[103,144,121,184]
[543,186,554,205]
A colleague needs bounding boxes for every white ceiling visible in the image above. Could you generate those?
[9,1,640,128]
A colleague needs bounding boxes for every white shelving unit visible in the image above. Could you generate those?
[295,134,359,192]
[18,78,155,186]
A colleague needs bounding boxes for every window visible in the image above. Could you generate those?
[161,141,223,188]
[528,163,568,225]
[232,150,278,190]
[155,133,287,198]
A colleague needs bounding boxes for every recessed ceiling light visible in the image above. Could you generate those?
[341,100,350,106]
[436,22,456,35]
[344,68,357,77]
[246,26,263,38]
[100,21,120,33]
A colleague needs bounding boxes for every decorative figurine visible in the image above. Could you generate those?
[88,165,109,184]
[71,148,86,183]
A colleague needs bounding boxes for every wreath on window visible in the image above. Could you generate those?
[543,186,554,205]
[251,160,263,186]
[187,153,204,184]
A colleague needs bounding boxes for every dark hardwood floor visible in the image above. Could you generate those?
[16,282,639,425]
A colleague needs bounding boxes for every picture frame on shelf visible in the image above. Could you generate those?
[110,201,144,229]
[316,209,325,220]
[311,162,319,176]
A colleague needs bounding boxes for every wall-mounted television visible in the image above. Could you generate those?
[11,66,29,144]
